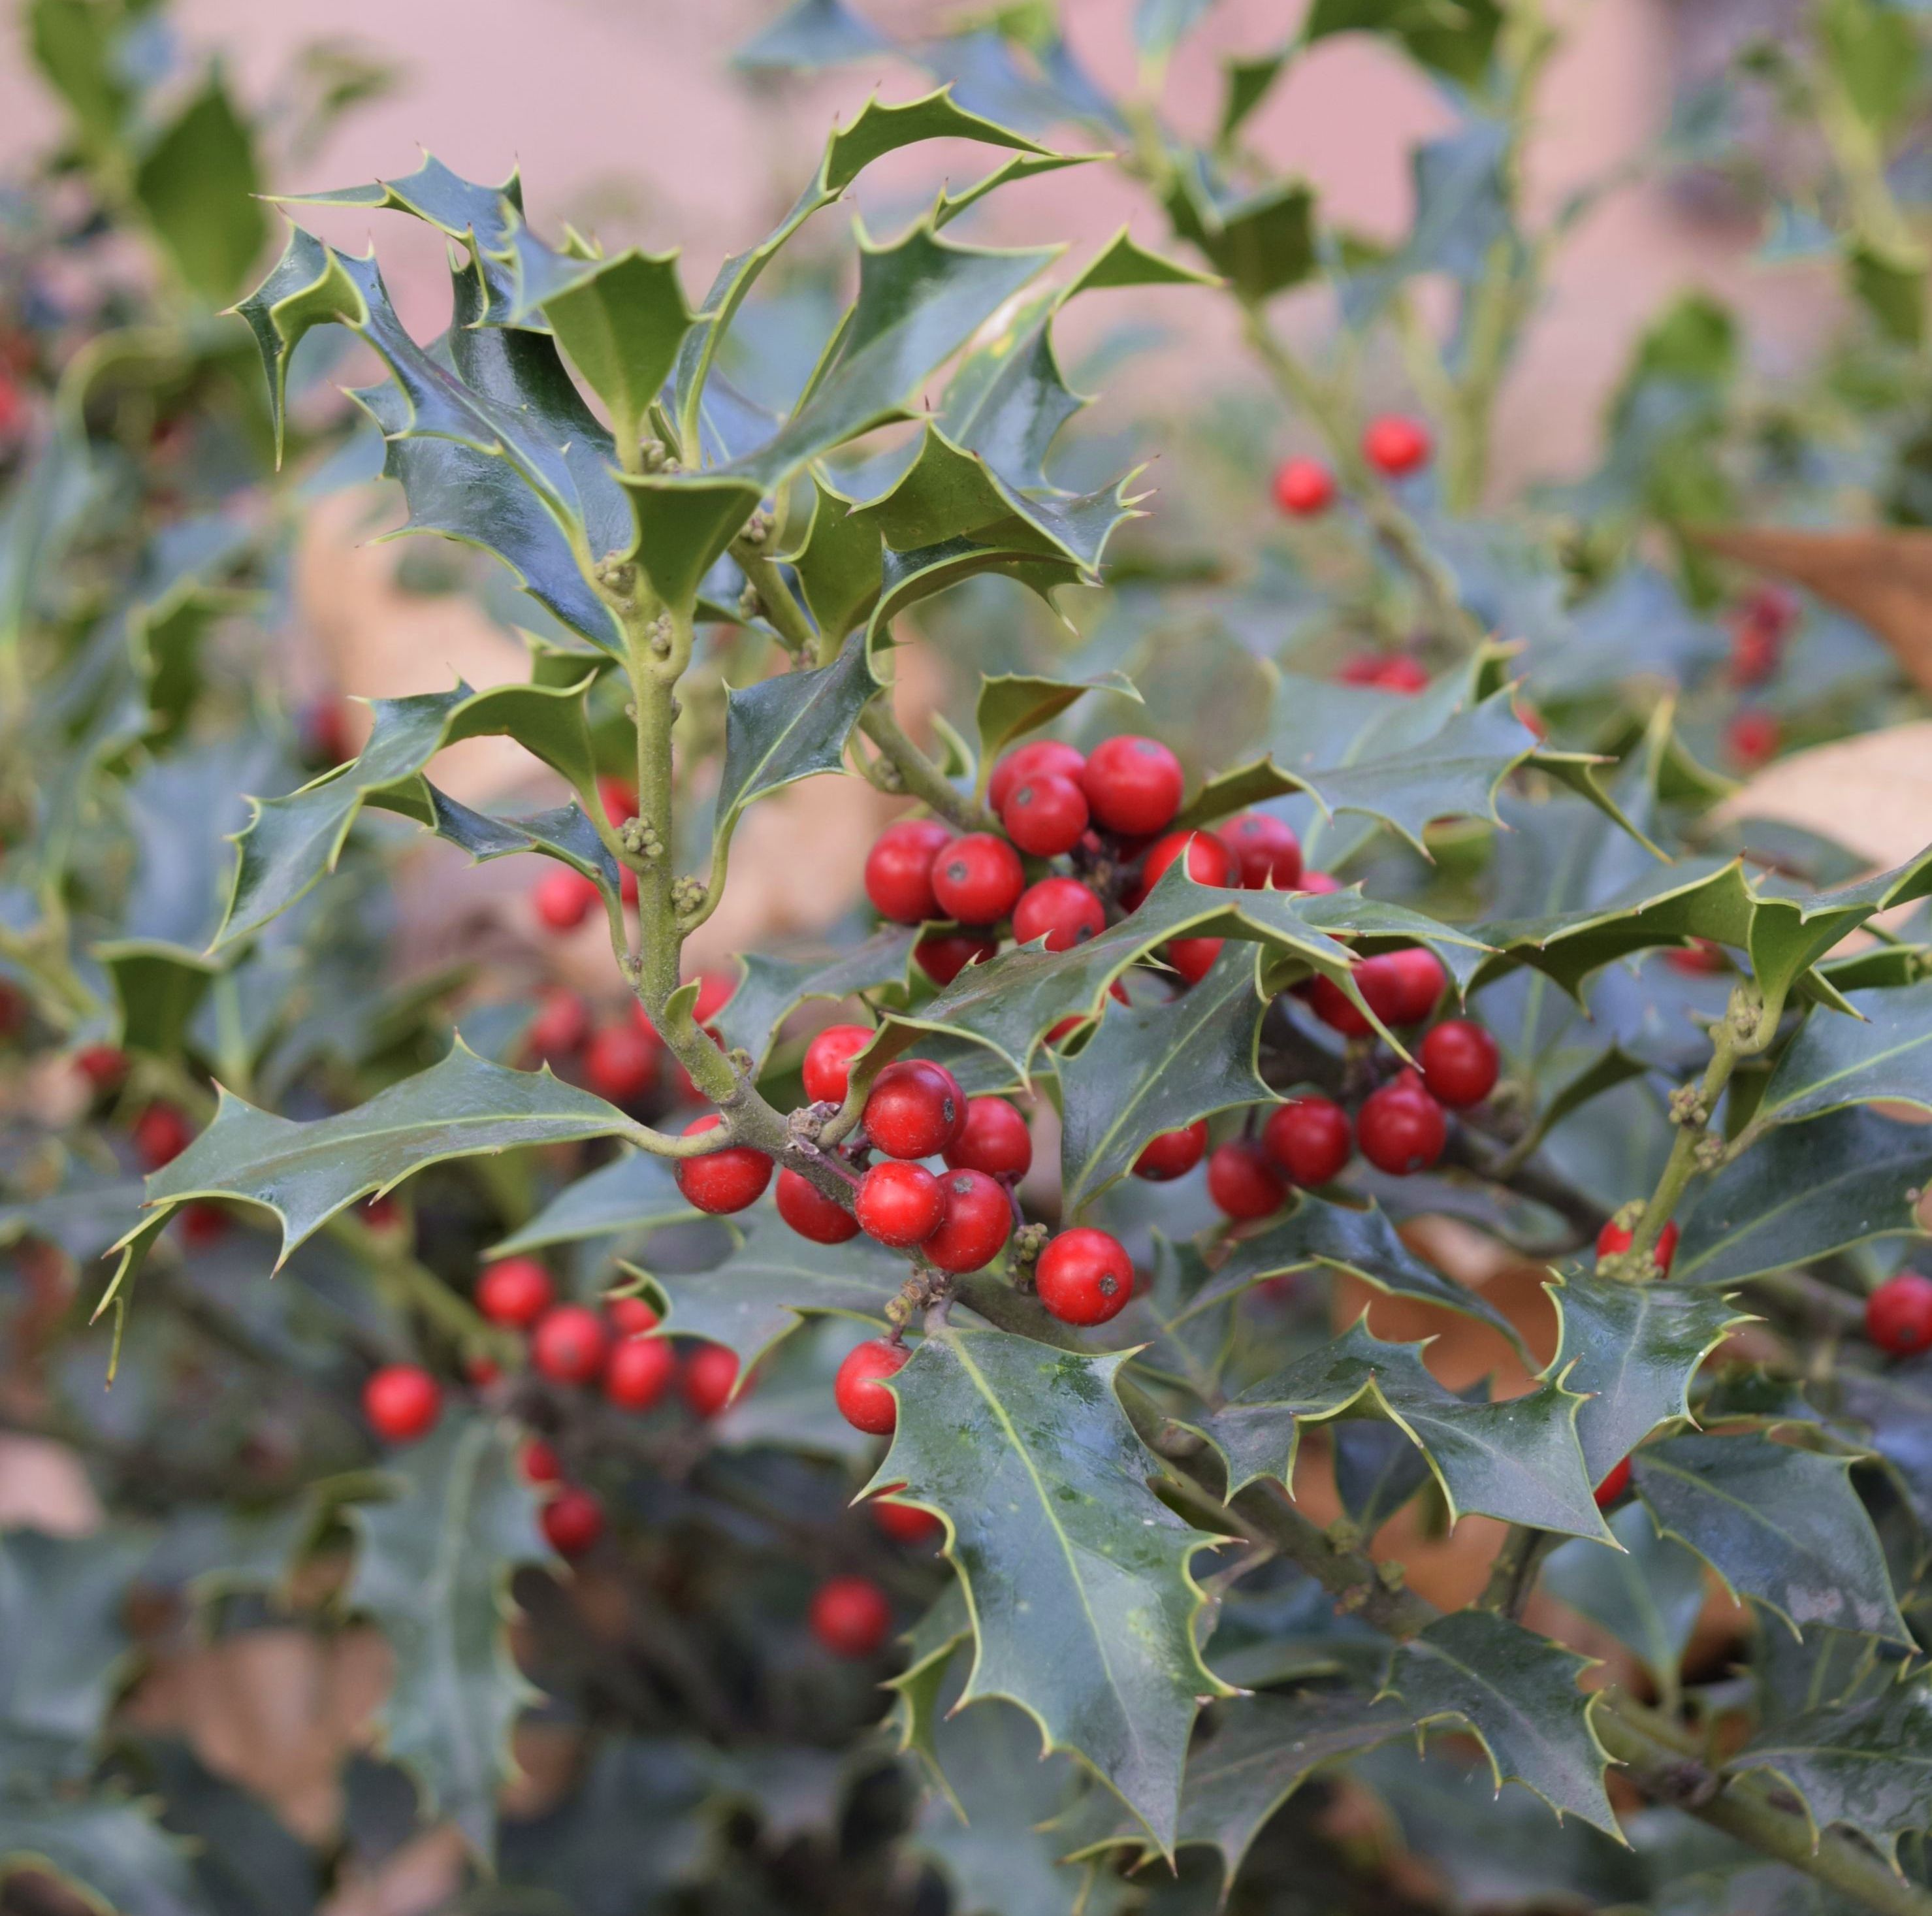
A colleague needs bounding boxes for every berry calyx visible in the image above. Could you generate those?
[1138,828,1233,896]
[1263,1097,1352,1186]
[604,1334,677,1410]
[1356,1071,1447,1176]
[943,1097,1032,1179]
[1001,772,1089,857]
[585,1024,658,1104]
[855,1160,945,1246]
[533,866,600,932]
[1594,1457,1632,1509]
[532,1305,611,1386]
[477,1257,555,1329]
[865,819,952,924]
[1272,455,1335,517]
[362,1365,442,1443]
[525,986,590,1062]
[1037,1227,1135,1326]
[1081,735,1184,837]
[541,1486,605,1557]
[1012,877,1105,952]
[931,832,1025,926]
[922,1169,1012,1273]
[1207,1139,1287,1220]
[1133,1120,1208,1181]
[683,1344,740,1418]
[802,1024,873,1105]
[1362,414,1432,476]
[675,1114,773,1214]
[863,1059,966,1160]
[872,1493,943,1545]
[133,1103,193,1171]
[1223,813,1303,890]
[833,1337,909,1435]
[1418,1020,1500,1109]
[914,933,997,986]
[809,1575,892,1659]
[1167,936,1223,985]
[988,739,1086,815]
[1865,1272,1932,1355]
[1596,1216,1680,1276]
[776,1167,860,1244]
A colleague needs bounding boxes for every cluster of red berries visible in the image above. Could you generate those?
[1270,414,1434,523]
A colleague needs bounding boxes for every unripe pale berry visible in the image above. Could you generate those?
[585,1024,658,1104]
[1207,1139,1286,1220]
[1263,1097,1352,1185]
[1012,877,1104,952]
[914,933,997,986]
[1001,773,1089,856]
[1357,1071,1447,1176]
[988,739,1086,815]
[922,1169,1011,1273]
[1272,455,1335,517]
[809,1576,892,1659]
[1134,1120,1208,1181]
[1596,1216,1679,1275]
[1362,413,1431,476]
[865,819,952,924]
[533,866,599,932]
[683,1343,740,1418]
[1865,1272,1932,1355]
[802,1024,872,1104]
[363,1365,442,1443]
[541,1486,604,1557]
[477,1258,555,1329]
[532,1305,610,1386]
[776,1167,860,1244]
[1418,1020,1500,1109]
[943,1097,1032,1178]
[604,1335,677,1410]
[1082,736,1184,837]
[834,1337,909,1435]
[1223,813,1303,890]
[931,832,1025,925]
[675,1114,773,1214]
[1036,1227,1134,1326]
[863,1059,965,1159]
[855,1160,945,1247]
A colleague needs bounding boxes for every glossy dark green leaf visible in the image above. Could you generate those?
[1554,1274,1751,1480]
[1634,1435,1910,1645]
[1832,1363,1932,1532]
[974,669,1140,771]
[1381,1610,1618,1833]
[1333,1420,1435,1534]
[134,76,265,300]
[1165,155,1316,303]
[489,1151,695,1257]
[1059,943,1270,1214]
[780,477,882,644]
[1191,1318,1608,1539]
[1303,0,1502,83]
[131,1039,643,1262]
[711,928,916,1073]
[1673,1108,1932,1287]
[383,787,618,894]
[96,941,220,1060]
[1756,982,1932,1126]
[869,1326,1230,1851]
[1542,1502,1708,1702]
[887,1581,973,1808]
[347,1415,543,1855]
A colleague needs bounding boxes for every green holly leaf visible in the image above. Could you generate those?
[1188,1318,1609,1540]
[1833,1364,1932,1532]
[95,941,220,1060]
[380,787,617,896]
[347,1414,543,1855]
[1058,943,1270,1215]
[1333,1421,1436,1534]
[974,670,1140,773]
[734,0,895,69]
[0,1795,203,1916]
[1634,1435,1911,1646]
[1725,1671,1932,1863]
[1165,155,1316,303]
[213,676,596,951]
[1303,0,1502,83]
[867,1325,1231,1852]
[1542,1502,1709,1704]
[489,1150,695,1258]
[133,74,265,302]
[1380,1610,1618,1834]
[711,928,917,1073]
[1553,1274,1752,1480]
[779,477,884,645]
[1755,982,1932,1127]
[129,1039,644,1263]
[1673,1108,1932,1287]
[644,1211,907,1374]
[887,1582,973,1808]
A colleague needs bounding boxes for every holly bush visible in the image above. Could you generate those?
[9,0,1932,1912]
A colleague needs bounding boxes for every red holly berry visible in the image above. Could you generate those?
[595,774,637,826]
[1133,1120,1208,1181]
[604,1335,677,1410]
[73,1045,128,1090]
[675,1114,773,1214]
[1167,937,1223,985]
[477,1257,555,1329]
[690,970,736,1026]
[1594,1456,1632,1509]
[1418,1020,1499,1109]
[534,866,600,932]
[1139,829,1233,896]
[1001,773,1089,857]
[362,1365,442,1444]
[776,1167,860,1244]
[865,819,953,923]
[1666,939,1728,976]
[1357,1072,1447,1176]
[301,696,358,768]
[1362,414,1432,476]
[522,1438,563,1484]
[863,1059,965,1159]
[856,1160,945,1247]
[179,1202,228,1248]
[532,1305,611,1386]
[1385,948,1446,1024]
[1272,456,1335,517]
[585,1024,658,1104]
[833,1337,909,1435]
[133,1103,193,1171]
[541,1486,605,1557]
[872,1493,942,1545]
[809,1575,892,1659]
[526,987,590,1062]
[931,832,1025,925]
[683,1343,741,1418]
[1306,961,1404,1037]
[1223,814,1303,890]
[1296,870,1341,895]
[1865,1273,1932,1355]
[803,1024,873,1104]
[988,739,1087,815]
[1207,1139,1287,1220]
[943,1097,1032,1179]
[914,933,998,986]
[466,1355,502,1388]
[1012,877,1105,952]
[1596,1216,1680,1275]
[1726,709,1780,769]
[1036,1227,1135,1326]
[923,1169,1011,1273]
[1263,1097,1352,1185]
[607,1295,660,1337]
[1081,735,1184,837]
